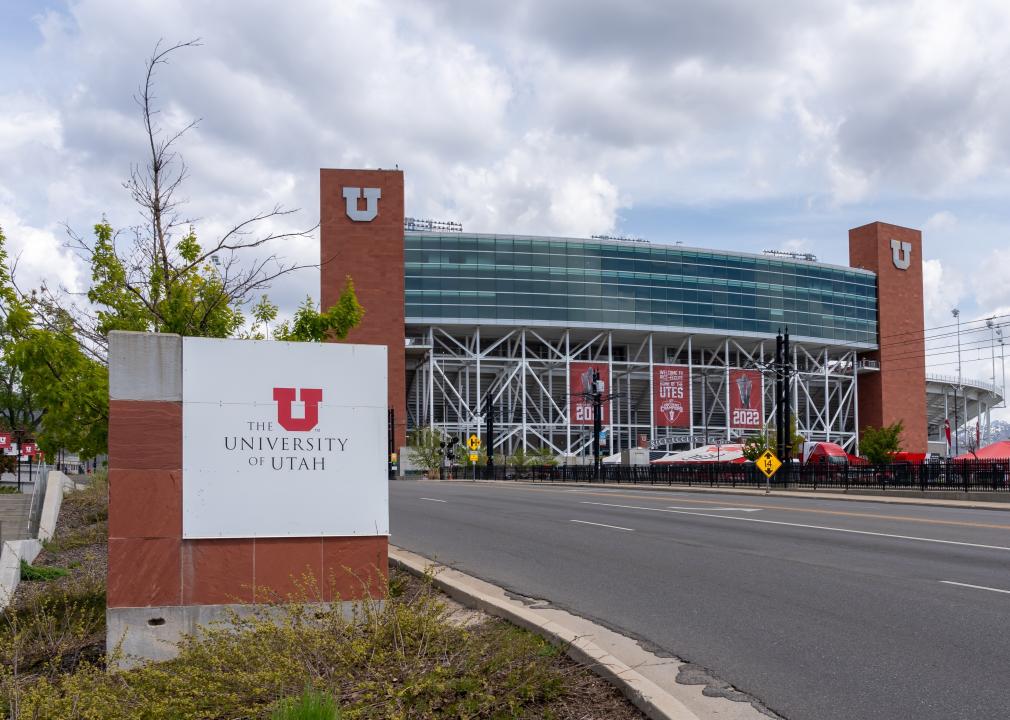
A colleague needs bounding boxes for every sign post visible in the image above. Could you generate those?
[468,434,481,481]
[756,449,782,494]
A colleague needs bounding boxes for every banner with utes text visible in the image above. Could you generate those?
[570,362,610,426]
[728,369,763,430]
[653,365,691,428]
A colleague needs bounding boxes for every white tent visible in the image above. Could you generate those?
[652,444,748,464]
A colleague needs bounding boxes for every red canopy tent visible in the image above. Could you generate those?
[953,440,1010,460]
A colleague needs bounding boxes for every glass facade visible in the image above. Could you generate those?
[404,233,878,346]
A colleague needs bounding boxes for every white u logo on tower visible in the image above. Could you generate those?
[890,239,911,270]
[342,187,381,222]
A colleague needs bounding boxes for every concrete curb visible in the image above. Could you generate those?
[389,545,702,720]
[416,478,1010,511]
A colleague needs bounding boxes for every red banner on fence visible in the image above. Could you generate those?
[728,369,763,430]
[0,433,10,449]
[570,362,610,426]
[653,365,691,428]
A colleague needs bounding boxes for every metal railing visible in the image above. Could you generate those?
[27,464,49,538]
[470,459,1010,493]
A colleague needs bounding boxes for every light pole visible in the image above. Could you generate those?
[998,325,1006,409]
[987,317,997,390]
[952,309,962,388]
[952,309,963,454]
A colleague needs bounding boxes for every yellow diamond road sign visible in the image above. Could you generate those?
[757,449,781,479]
[468,434,481,451]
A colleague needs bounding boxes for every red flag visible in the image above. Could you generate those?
[0,432,10,449]
[944,418,951,449]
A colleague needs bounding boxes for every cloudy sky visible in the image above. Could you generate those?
[2,0,1009,400]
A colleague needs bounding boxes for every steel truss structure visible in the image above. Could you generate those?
[406,326,865,457]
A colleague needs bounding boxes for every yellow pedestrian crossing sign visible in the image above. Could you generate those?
[468,434,481,451]
[757,449,781,479]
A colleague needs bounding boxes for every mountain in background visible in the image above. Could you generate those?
[987,419,1010,443]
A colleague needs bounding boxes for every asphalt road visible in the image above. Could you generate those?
[389,480,1010,720]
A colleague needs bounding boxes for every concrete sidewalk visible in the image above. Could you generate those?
[0,493,33,544]
[414,478,1010,511]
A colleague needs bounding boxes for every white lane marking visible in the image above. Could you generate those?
[667,506,761,512]
[580,501,1010,552]
[570,519,635,532]
[419,497,447,503]
[940,581,1010,595]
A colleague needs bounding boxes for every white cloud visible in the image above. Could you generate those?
[2,0,1010,318]
[922,258,964,331]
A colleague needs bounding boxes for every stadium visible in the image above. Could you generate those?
[319,169,1004,460]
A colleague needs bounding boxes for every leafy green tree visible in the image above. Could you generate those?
[506,446,557,468]
[859,421,904,464]
[741,433,770,462]
[406,426,446,477]
[0,41,363,457]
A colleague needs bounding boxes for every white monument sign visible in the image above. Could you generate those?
[182,337,388,539]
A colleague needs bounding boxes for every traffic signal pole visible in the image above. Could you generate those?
[592,369,604,477]
[783,328,792,467]
[775,330,784,462]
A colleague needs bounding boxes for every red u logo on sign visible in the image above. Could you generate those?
[273,388,323,431]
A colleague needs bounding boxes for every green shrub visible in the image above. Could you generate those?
[0,486,19,494]
[19,561,69,582]
[9,573,571,719]
[272,688,341,720]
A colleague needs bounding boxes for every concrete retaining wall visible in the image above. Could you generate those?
[0,538,42,611]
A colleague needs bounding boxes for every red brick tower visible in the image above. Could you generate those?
[320,169,406,448]
[849,222,927,453]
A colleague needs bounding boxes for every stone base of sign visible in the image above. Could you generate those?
[107,599,380,668]
[107,330,390,667]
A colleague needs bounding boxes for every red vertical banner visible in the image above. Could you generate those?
[653,365,691,428]
[728,369,763,430]
[0,432,10,449]
[570,362,610,425]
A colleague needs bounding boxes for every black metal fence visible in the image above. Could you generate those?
[469,460,1010,493]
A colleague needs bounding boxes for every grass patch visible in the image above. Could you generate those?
[19,561,69,582]
[0,486,19,494]
[272,688,342,719]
